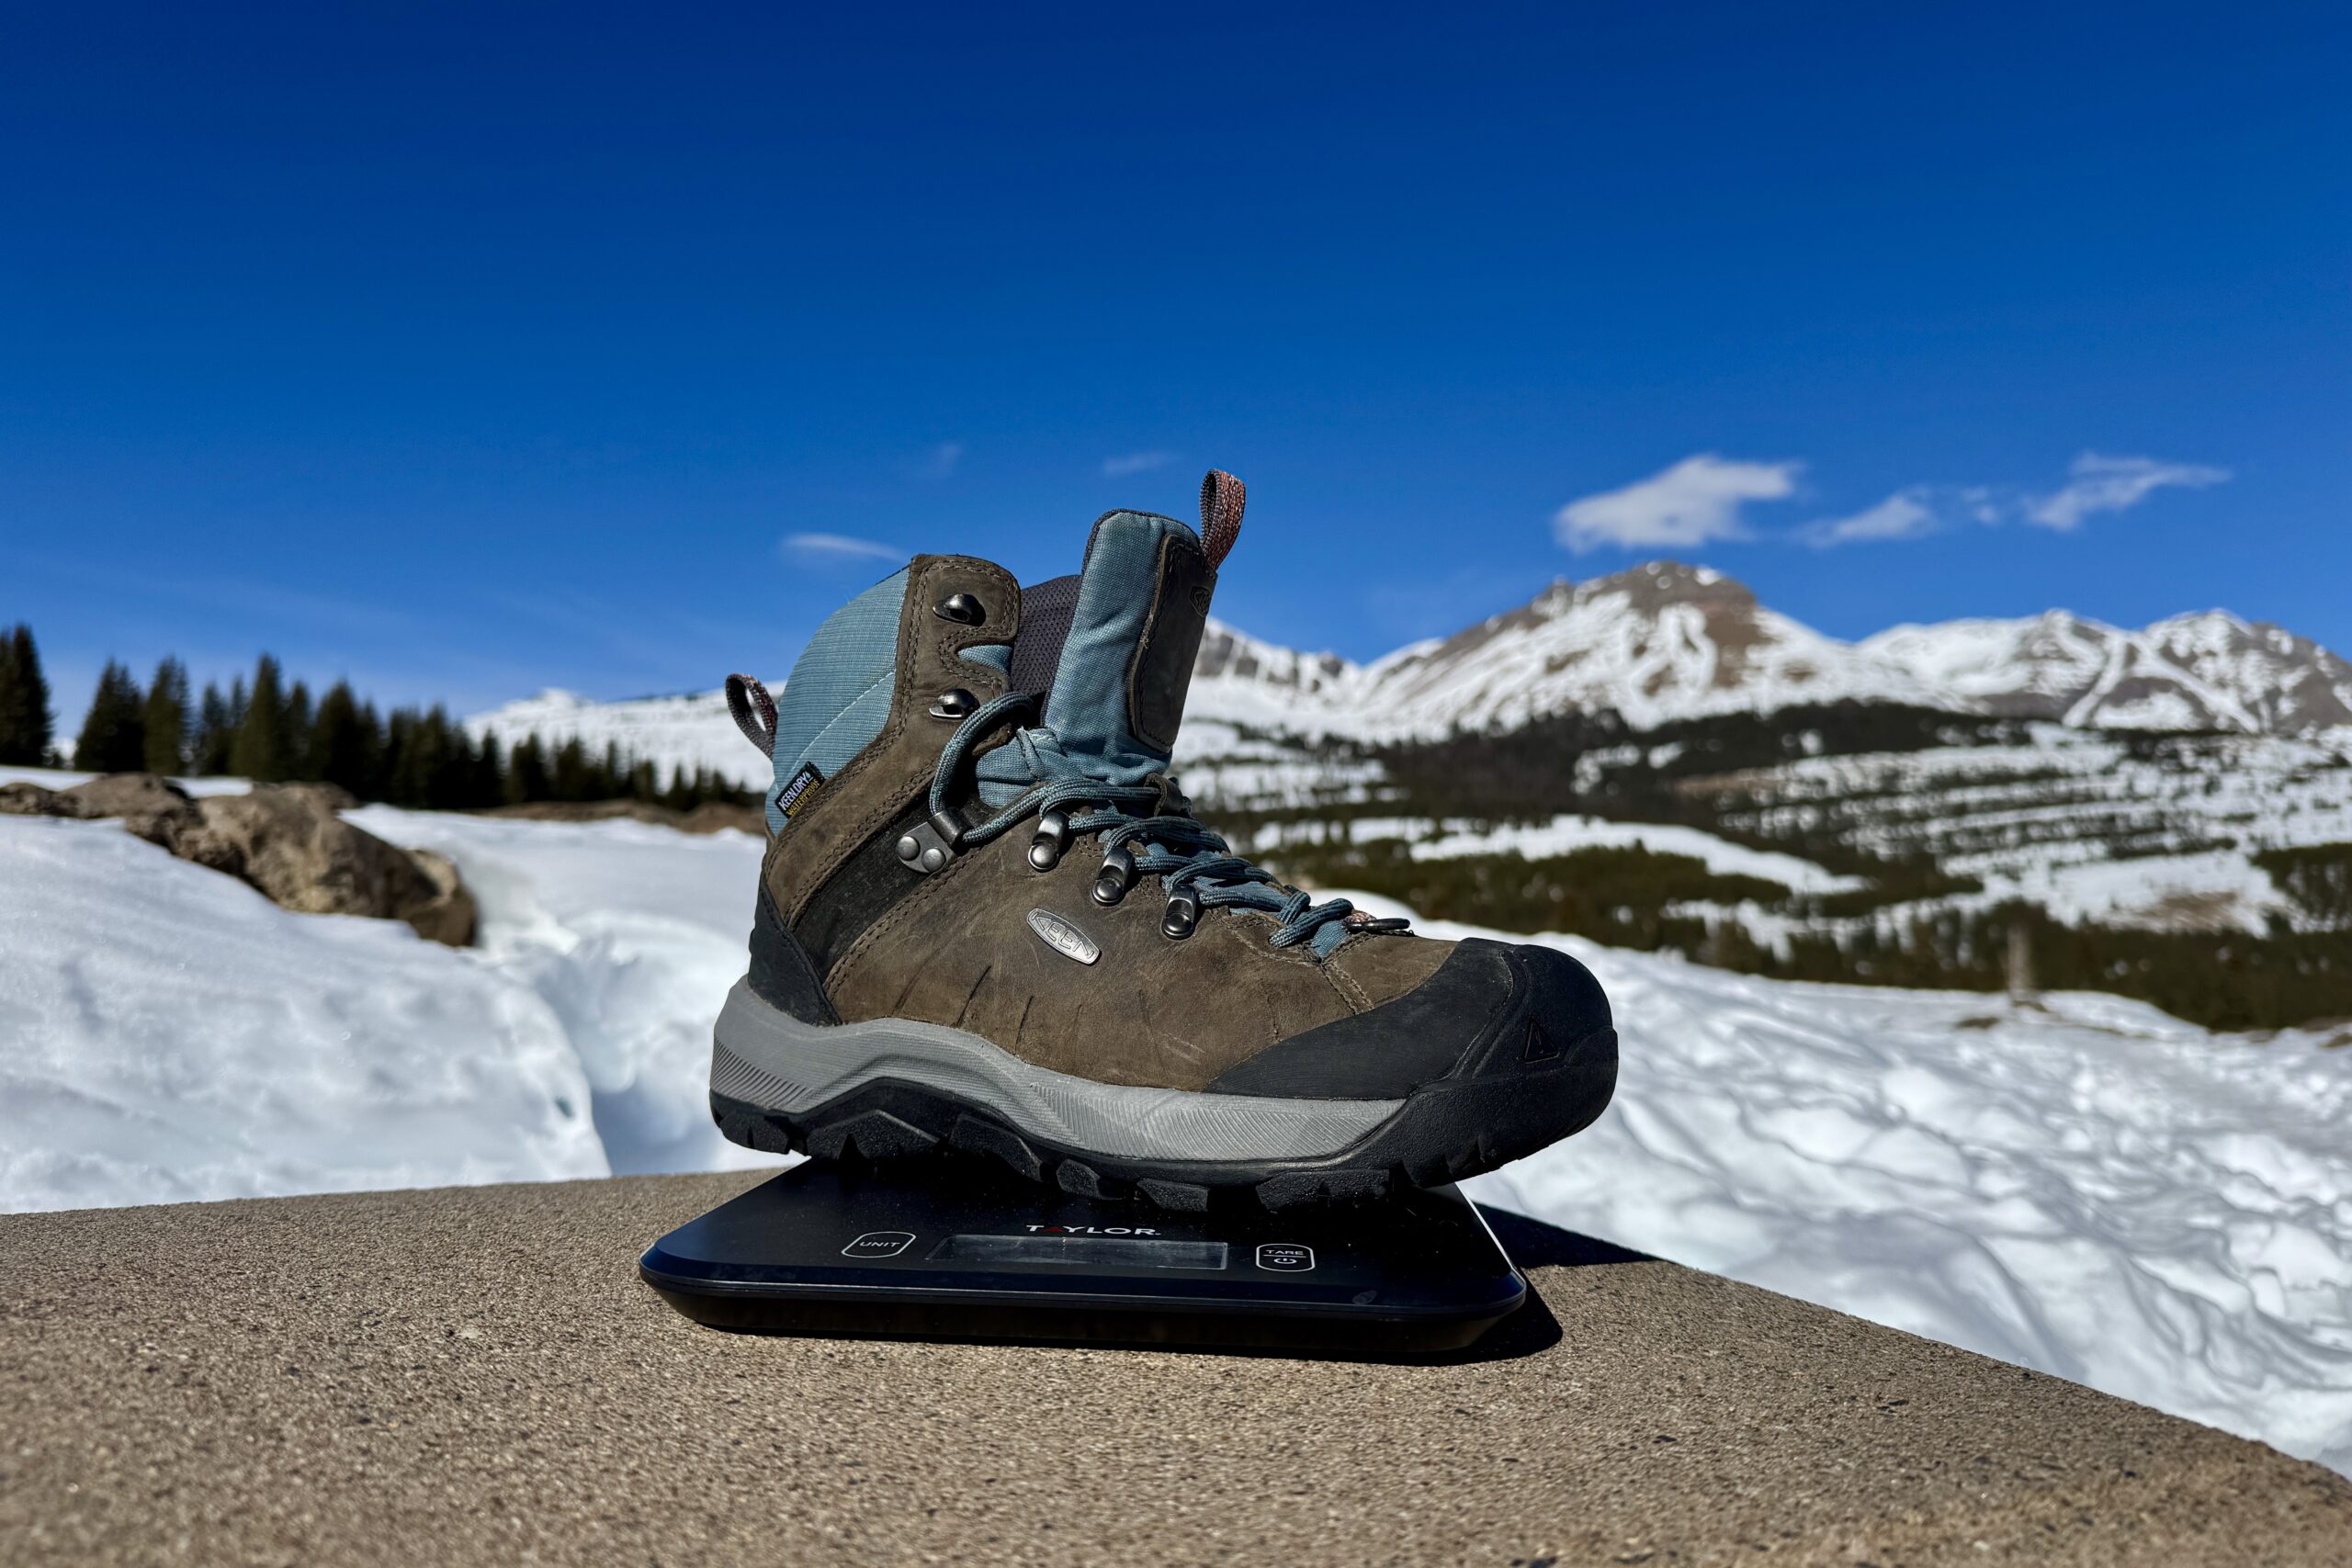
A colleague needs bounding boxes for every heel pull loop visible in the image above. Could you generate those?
[1199,469,1245,570]
[725,674,778,754]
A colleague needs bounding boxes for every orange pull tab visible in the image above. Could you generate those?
[1199,469,1245,570]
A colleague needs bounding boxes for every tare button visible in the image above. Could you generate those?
[1255,1243,1315,1273]
[842,1231,916,1258]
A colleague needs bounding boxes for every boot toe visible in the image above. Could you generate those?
[1204,937,1611,1100]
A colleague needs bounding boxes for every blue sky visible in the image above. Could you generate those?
[5,3,2346,725]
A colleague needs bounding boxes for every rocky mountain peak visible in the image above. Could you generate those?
[1577,560,1749,616]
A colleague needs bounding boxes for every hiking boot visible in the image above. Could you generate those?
[712,472,1615,1210]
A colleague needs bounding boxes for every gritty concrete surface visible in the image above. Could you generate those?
[1,1172,2344,1567]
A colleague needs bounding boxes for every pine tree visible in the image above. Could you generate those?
[551,737,590,802]
[0,628,20,764]
[74,660,148,773]
[191,682,234,775]
[0,624,54,765]
[285,680,314,777]
[356,701,389,799]
[382,708,420,805]
[400,708,447,807]
[232,655,289,782]
[420,707,471,808]
[506,735,549,805]
[310,681,375,796]
[141,656,191,774]
[472,733,504,807]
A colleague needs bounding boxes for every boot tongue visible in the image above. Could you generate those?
[1014,472,1245,785]
[1040,508,1216,781]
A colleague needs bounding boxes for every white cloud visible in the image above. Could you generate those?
[1798,457,2229,549]
[1554,454,1801,553]
[782,532,903,563]
[1102,450,1177,479]
[2026,453,2229,531]
[912,441,966,481]
[1800,489,1939,547]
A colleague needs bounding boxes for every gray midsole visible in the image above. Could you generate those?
[711,981,1402,1164]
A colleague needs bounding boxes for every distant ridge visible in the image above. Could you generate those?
[1861,609,2352,734]
[1192,562,2352,742]
[466,563,2352,786]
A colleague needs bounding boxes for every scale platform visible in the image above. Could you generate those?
[641,1156,1528,1354]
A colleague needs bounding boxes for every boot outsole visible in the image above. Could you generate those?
[710,1022,1617,1213]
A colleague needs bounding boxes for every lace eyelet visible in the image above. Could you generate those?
[933,593,986,626]
[1091,846,1136,907]
[1161,887,1200,940]
[929,688,978,720]
[1028,810,1070,872]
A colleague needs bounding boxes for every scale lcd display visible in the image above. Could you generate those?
[930,1234,1229,1270]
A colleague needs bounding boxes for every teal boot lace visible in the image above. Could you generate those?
[927,692,1401,954]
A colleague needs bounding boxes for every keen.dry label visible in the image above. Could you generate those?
[777,762,824,820]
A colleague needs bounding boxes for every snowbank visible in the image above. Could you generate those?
[0,816,605,1212]
[345,806,776,1179]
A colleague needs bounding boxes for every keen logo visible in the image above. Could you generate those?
[776,762,824,820]
[1025,908,1100,965]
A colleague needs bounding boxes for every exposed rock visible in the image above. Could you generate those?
[292,780,362,813]
[65,772,191,818]
[403,848,479,947]
[64,773,204,851]
[0,782,81,818]
[1,773,208,851]
[178,784,471,945]
[8,773,477,947]
[1193,620,1352,694]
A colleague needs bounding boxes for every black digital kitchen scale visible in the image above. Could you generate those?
[640,1156,1528,1353]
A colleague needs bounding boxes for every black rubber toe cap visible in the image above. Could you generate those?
[1204,938,1612,1100]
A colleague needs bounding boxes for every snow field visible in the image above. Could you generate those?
[1247,812,1863,894]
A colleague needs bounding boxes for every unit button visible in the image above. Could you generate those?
[1255,1243,1315,1273]
[842,1231,916,1258]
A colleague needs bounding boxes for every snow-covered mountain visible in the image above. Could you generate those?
[1862,609,2352,734]
[468,685,777,792]
[462,563,2352,787]
[1308,562,1945,738]
[1196,566,2352,742]
[1189,619,1356,732]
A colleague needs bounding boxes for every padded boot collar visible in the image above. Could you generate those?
[763,553,1021,924]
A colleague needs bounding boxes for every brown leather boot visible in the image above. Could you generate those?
[713,473,1614,1210]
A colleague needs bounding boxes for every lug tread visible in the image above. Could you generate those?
[1134,1178,1212,1213]
[1053,1161,1127,1201]
[804,1109,937,1162]
[948,1112,1045,1181]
